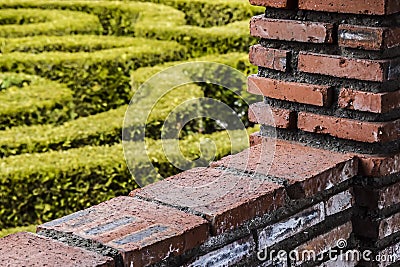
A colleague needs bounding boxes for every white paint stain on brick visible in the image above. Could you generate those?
[318,257,358,267]
[378,241,400,267]
[379,213,400,239]
[258,202,325,249]
[340,32,371,41]
[187,237,254,267]
[325,190,353,217]
[257,256,288,267]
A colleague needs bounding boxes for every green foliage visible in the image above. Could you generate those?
[0,127,258,228]
[0,38,187,115]
[0,8,103,37]
[0,225,36,238]
[0,73,73,130]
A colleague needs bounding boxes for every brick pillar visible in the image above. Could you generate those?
[248,0,400,266]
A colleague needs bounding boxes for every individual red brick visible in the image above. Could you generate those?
[131,167,286,235]
[299,0,400,15]
[295,222,352,265]
[37,197,208,267]
[249,0,298,8]
[298,52,393,82]
[250,15,334,43]
[379,213,400,239]
[339,88,400,113]
[249,44,290,72]
[212,139,358,199]
[248,102,296,129]
[378,182,400,209]
[0,232,114,267]
[339,25,386,50]
[339,25,400,51]
[325,189,354,216]
[248,75,332,107]
[297,112,400,143]
[358,153,400,177]
[386,27,400,49]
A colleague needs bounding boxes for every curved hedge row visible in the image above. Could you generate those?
[0,127,257,228]
[0,53,258,157]
[0,73,73,130]
[0,8,102,37]
[0,38,187,115]
[0,0,255,57]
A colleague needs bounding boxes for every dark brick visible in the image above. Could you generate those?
[38,197,208,267]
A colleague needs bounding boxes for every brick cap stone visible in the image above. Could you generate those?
[37,196,208,267]
[0,232,114,267]
[212,139,358,199]
[132,167,286,235]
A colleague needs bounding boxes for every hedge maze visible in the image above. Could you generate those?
[0,0,263,231]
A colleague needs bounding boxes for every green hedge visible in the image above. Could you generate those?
[0,225,36,238]
[0,35,154,54]
[0,0,256,57]
[0,127,257,228]
[0,73,73,130]
[0,9,102,37]
[0,38,187,115]
[0,83,203,157]
[134,0,263,27]
[0,53,259,157]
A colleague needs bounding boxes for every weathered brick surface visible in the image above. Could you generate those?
[298,52,394,82]
[249,0,298,8]
[0,232,114,267]
[298,112,400,143]
[187,236,255,267]
[248,75,332,107]
[38,197,208,267]
[375,241,400,267]
[258,202,325,249]
[358,153,400,177]
[294,222,353,265]
[249,102,296,129]
[132,167,286,235]
[212,139,358,199]
[250,15,334,43]
[338,25,400,51]
[379,213,400,239]
[249,131,264,147]
[325,189,354,217]
[249,45,289,72]
[299,0,400,15]
[339,88,400,113]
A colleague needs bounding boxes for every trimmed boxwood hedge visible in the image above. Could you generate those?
[0,0,256,57]
[0,53,258,157]
[0,127,257,228]
[0,73,74,130]
[0,35,155,54]
[134,0,263,27]
[0,8,102,37]
[0,38,187,115]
